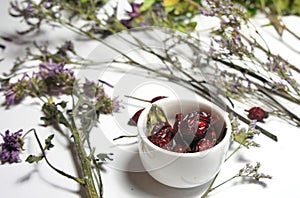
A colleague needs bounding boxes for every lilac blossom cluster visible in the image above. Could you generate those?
[0,130,23,164]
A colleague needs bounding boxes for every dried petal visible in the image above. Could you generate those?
[128,108,145,126]
[150,96,167,103]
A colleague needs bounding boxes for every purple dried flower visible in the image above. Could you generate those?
[153,3,165,19]
[38,62,74,78]
[36,62,75,95]
[10,1,35,18]
[81,79,106,99]
[128,2,141,18]
[121,19,132,28]
[4,89,17,106]
[4,75,30,106]
[0,129,23,164]
[112,97,124,112]
[121,2,142,28]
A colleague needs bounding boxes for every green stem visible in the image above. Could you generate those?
[258,87,300,124]
[28,128,85,185]
[201,143,242,197]
[225,144,243,162]
[207,175,238,194]
[201,171,221,198]
[113,135,138,141]
[124,95,151,103]
[69,122,100,198]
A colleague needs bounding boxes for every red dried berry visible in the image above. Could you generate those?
[246,107,268,122]
[148,124,172,148]
[180,112,211,140]
[149,136,169,148]
[194,138,214,152]
[196,121,207,138]
[148,110,224,153]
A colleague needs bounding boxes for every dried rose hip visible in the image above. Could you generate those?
[179,111,211,142]
[148,122,172,148]
[246,107,268,122]
[148,110,225,153]
[194,138,215,152]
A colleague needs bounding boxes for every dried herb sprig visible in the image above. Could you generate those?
[201,114,272,197]
[0,54,122,198]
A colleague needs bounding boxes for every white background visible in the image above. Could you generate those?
[0,1,300,198]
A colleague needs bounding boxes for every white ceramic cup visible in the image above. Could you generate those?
[137,98,232,188]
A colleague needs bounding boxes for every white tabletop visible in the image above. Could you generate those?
[0,1,300,198]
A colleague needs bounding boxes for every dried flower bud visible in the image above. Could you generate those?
[246,107,269,122]
[0,129,23,164]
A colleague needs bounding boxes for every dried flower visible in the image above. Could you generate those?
[4,75,30,106]
[82,79,122,113]
[82,79,103,99]
[246,107,269,122]
[121,2,141,28]
[0,129,23,164]
[36,62,75,95]
[230,113,260,148]
[238,162,272,180]
[112,97,124,113]
[38,62,74,79]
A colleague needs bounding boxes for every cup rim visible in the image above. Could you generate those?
[137,97,232,158]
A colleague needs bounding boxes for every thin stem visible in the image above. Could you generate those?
[113,135,138,141]
[225,144,243,162]
[258,87,300,124]
[28,128,85,185]
[124,95,151,103]
[231,110,278,142]
[201,171,221,198]
[207,175,238,193]
[284,25,300,40]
